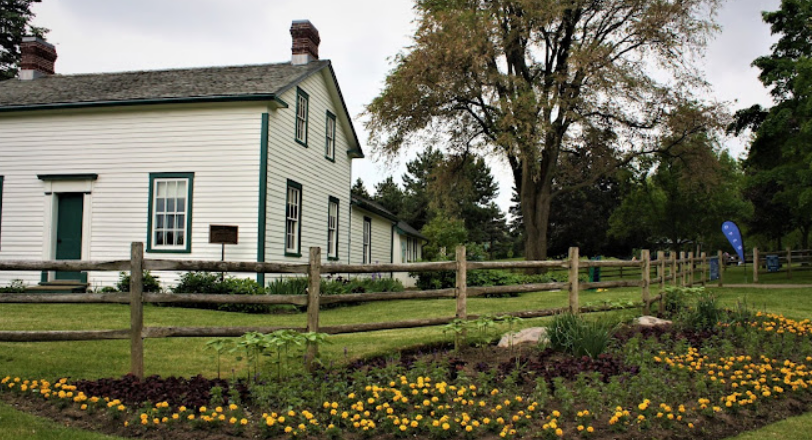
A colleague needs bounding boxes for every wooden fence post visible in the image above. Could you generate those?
[699,252,708,287]
[787,247,792,279]
[657,251,665,315]
[568,247,579,314]
[753,247,759,283]
[671,252,677,287]
[717,250,724,287]
[687,252,694,286]
[455,246,467,321]
[641,249,651,315]
[130,242,144,379]
[306,247,321,368]
[679,251,686,287]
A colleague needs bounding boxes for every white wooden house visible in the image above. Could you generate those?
[0,21,390,290]
[350,195,426,287]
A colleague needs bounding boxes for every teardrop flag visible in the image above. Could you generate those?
[722,221,745,262]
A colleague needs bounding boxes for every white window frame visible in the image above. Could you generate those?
[325,111,336,161]
[363,217,372,264]
[295,88,309,146]
[285,180,302,256]
[327,197,339,260]
[148,173,193,253]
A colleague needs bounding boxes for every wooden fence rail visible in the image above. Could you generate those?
[0,243,696,378]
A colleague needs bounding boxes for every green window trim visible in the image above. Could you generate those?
[295,87,309,147]
[0,176,3,250]
[257,113,269,285]
[146,172,194,254]
[284,179,303,258]
[327,196,340,261]
[325,110,337,162]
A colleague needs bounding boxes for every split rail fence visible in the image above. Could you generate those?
[738,248,812,283]
[0,243,706,378]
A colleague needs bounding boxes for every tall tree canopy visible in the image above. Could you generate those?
[1,0,46,81]
[730,0,812,248]
[366,0,723,260]
[373,176,405,216]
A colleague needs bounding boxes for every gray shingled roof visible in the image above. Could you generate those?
[0,60,329,108]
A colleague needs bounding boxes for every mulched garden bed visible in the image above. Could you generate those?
[3,318,812,440]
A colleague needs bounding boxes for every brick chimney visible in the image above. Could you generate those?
[19,36,57,80]
[290,20,320,65]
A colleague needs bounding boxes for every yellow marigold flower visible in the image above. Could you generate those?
[587,426,594,433]
[199,406,207,413]
[552,410,561,418]
[284,426,293,433]
[442,422,450,430]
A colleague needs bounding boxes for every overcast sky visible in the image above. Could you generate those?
[31,0,779,213]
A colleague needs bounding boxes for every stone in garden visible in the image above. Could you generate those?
[498,327,549,348]
[635,316,672,328]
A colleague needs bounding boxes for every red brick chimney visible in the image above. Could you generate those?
[19,36,57,80]
[290,20,320,65]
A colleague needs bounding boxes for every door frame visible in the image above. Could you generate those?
[39,174,96,282]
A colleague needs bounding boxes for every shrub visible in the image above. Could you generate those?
[115,271,162,293]
[679,288,724,331]
[413,268,573,295]
[172,272,271,313]
[0,279,26,294]
[547,313,617,358]
[661,286,704,318]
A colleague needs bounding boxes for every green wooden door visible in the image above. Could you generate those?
[55,193,84,281]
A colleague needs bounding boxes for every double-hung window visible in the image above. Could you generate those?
[285,180,302,256]
[325,111,336,161]
[148,173,193,253]
[327,197,339,260]
[362,217,372,264]
[295,88,309,146]
[406,237,413,263]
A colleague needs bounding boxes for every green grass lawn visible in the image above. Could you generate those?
[1,283,811,440]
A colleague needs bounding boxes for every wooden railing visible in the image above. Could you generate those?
[0,243,704,377]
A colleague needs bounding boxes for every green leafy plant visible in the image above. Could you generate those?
[547,313,617,358]
[204,338,234,379]
[0,279,26,294]
[442,319,468,352]
[115,271,162,293]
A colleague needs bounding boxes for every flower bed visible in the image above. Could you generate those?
[3,300,812,439]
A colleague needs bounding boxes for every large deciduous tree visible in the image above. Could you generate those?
[1,0,46,81]
[366,0,722,260]
[729,0,812,249]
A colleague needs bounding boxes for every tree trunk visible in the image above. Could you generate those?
[520,151,558,262]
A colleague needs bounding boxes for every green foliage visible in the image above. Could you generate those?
[662,286,705,319]
[679,289,724,331]
[350,177,371,199]
[0,0,48,81]
[372,176,404,217]
[0,279,25,294]
[413,268,569,294]
[173,272,270,313]
[420,213,467,261]
[730,0,812,248]
[547,313,617,358]
[115,271,162,293]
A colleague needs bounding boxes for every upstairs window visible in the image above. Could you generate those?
[327,197,339,260]
[148,173,194,253]
[363,217,372,264]
[295,88,309,146]
[325,111,336,161]
[285,180,302,256]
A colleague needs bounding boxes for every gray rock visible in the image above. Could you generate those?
[634,316,672,327]
[498,327,549,348]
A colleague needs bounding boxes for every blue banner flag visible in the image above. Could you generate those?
[722,221,745,262]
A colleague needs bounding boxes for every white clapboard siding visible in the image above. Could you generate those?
[265,69,354,267]
[349,208,394,278]
[391,232,421,288]
[0,103,266,288]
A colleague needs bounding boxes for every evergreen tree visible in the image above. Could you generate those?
[373,176,404,217]
[351,177,370,199]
